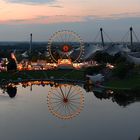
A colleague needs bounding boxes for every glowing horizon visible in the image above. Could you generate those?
[0,0,140,24]
[0,0,140,41]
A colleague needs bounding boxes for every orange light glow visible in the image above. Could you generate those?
[63,45,69,52]
[11,53,17,62]
[106,63,115,69]
[73,63,82,69]
[18,64,23,71]
[58,59,72,65]
[27,65,32,70]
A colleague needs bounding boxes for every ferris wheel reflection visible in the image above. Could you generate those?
[47,84,85,120]
[0,81,85,120]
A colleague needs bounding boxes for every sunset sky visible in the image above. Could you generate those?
[0,0,140,41]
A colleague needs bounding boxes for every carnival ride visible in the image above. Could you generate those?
[47,30,85,67]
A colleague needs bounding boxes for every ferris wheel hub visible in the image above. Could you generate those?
[62,45,70,52]
[63,98,68,103]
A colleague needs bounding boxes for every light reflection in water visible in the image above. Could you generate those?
[0,80,140,115]
[0,81,85,120]
[0,81,139,140]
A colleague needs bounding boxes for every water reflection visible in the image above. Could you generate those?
[6,85,17,98]
[0,81,139,140]
[47,84,84,120]
[0,84,17,98]
[0,81,85,120]
[93,89,140,107]
[0,81,140,115]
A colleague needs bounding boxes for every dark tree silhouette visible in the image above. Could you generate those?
[6,86,17,98]
[7,58,17,71]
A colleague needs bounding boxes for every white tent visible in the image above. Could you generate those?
[105,44,130,56]
[126,54,140,65]
[84,44,104,59]
[21,51,28,58]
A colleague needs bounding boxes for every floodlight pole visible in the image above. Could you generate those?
[30,33,32,53]
[130,27,133,47]
[100,28,105,47]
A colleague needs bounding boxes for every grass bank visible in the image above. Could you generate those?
[0,69,85,81]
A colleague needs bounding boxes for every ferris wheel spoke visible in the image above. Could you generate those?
[69,90,81,98]
[69,100,81,106]
[67,86,76,97]
[69,100,81,104]
[65,104,71,114]
[52,90,63,98]
[64,33,67,43]
[50,102,62,110]
[54,102,64,112]
[66,53,71,59]
[67,33,70,42]
[63,104,69,115]
[60,102,67,115]
[50,98,62,102]
[69,90,80,98]
[52,91,63,99]
[64,85,67,97]
[50,100,63,104]
[68,102,77,112]
[63,103,68,115]
[56,35,62,43]
[66,33,71,43]
[60,33,65,43]
[69,97,81,100]
[50,103,63,110]
[70,98,81,103]
[56,88,64,98]
[69,104,80,110]
[66,85,72,98]
[59,86,66,98]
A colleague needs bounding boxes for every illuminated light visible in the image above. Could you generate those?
[73,63,82,69]
[28,82,32,86]
[27,65,32,70]
[53,63,57,67]
[106,63,115,69]
[58,59,72,65]
[18,64,23,71]
[62,45,69,52]
[11,53,17,62]
[106,90,114,94]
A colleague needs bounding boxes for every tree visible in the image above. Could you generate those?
[7,58,17,71]
[7,86,17,98]
[112,62,134,79]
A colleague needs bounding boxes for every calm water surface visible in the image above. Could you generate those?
[0,84,140,140]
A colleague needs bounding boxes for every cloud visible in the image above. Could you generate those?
[4,15,92,24]
[107,12,140,19]
[48,5,63,8]
[2,12,140,25]
[81,12,140,21]
[4,0,56,5]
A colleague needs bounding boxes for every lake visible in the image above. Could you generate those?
[0,83,139,140]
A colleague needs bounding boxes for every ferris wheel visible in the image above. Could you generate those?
[47,30,85,62]
[47,84,84,120]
